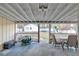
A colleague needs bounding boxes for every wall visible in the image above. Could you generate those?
[0,16,16,50]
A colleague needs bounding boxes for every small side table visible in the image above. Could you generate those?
[60,39,67,50]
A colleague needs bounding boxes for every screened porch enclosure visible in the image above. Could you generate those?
[15,23,78,43]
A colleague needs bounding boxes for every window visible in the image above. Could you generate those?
[51,23,77,34]
[16,24,38,42]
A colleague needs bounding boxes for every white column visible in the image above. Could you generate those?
[49,23,51,44]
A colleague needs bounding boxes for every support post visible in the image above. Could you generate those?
[38,23,40,43]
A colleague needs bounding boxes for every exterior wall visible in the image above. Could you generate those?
[3,17,7,43]
[0,17,3,50]
[0,16,16,50]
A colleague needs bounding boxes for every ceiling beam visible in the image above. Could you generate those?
[58,5,78,21]
[16,21,77,24]
[50,4,68,21]
[0,10,17,22]
[53,4,71,21]
[47,4,63,21]
[45,4,58,21]
[5,3,27,21]
[55,4,78,21]
[0,6,21,21]
[15,3,31,21]
[62,12,77,21]
[28,3,36,21]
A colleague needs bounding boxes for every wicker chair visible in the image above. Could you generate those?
[63,35,78,50]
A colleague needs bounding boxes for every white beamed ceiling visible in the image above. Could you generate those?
[0,3,78,22]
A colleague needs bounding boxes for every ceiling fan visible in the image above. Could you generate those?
[39,3,48,12]
[39,3,48,17]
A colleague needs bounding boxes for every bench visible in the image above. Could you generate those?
[3,40,16,49]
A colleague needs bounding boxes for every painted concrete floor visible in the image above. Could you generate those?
[0,41,79,56]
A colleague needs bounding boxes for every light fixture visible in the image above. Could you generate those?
[39,3,48,12]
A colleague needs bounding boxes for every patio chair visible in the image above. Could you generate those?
[63,35,78,50]
[51,34,62,47]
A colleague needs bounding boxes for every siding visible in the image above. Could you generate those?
[0,16,16,50]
